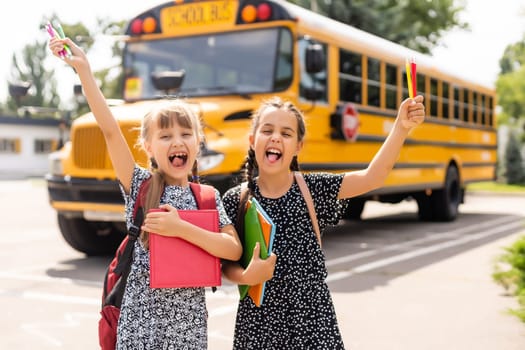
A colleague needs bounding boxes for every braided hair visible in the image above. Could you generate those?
[235,97,306,237]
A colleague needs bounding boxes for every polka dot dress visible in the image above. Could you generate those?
[116,166,231,350]
[222,172,347,349]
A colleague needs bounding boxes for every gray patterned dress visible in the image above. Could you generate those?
[222,172,347,350]
[116,166,231,350]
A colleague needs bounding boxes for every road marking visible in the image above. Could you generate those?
[23,291,100,305]
[0,271,102,287]
[21,312,97,347]
[326,219,524,282]
[1,216,521,318]
[325,215,519,267]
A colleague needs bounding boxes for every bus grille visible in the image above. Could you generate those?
[73,127,107,169]
[72,124,146,170]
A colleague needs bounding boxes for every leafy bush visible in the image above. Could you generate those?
[493,235,525,322]
[504,131,525,185]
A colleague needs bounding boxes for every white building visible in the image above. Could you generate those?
[0,115,66,179]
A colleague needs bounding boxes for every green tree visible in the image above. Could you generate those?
[499,36,525,75]
[93,18,127,100]
[504,131,525,185]
[6,16,93,115]
[496,37,525,127]
[5,16,128,118]
[7,41,59,112]
[496,66,525,125]
[73,18,127,116]
[290,0,468,53]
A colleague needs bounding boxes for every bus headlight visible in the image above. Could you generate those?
[48,151,63,175]
[198,149,224,171]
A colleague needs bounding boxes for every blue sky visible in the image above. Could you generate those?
[1,0,524,106]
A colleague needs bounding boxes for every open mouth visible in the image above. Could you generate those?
[169,152,188,167]
[266,148,282,163]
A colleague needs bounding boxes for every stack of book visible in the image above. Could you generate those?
[239,197,275,307]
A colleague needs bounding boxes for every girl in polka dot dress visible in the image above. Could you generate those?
[49,36,242,349]
[222,96,425,349]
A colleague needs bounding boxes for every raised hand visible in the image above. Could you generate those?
[399,95,425,130]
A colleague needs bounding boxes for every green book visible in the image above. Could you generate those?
[238,199,268,299]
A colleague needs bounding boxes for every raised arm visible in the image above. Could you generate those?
[338,95,425,199]
[48,37,135,192]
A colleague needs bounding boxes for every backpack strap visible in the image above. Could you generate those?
[104,177,151,307]
[189,182,216,209]
[238,173,321,248]
[113,177,150,275]
[294,172,322,248]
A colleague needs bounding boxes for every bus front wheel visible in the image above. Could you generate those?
[416,165,461,222]
[57,214,126,256]
[431,165,461,221]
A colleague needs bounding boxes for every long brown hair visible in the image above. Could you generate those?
[137,100,203,248]
[235,96,306,238]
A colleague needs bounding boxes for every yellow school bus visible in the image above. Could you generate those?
[46,0,497,255]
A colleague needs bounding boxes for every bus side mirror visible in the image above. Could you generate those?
[303,87,324,100]
[305,43,324,74]
[151,70,186,94]
[74,84,83,96]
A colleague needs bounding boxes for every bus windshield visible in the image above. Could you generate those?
[123,27,293,100]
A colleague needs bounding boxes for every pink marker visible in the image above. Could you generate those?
[46,22,67,58]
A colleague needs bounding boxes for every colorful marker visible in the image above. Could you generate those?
[53,21,72,57]
[405,58,414,99]
[45,22,67,58]
[410,57,417,98]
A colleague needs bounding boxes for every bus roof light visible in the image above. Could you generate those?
[241,5,257,23]
[257,3,272,21]
[143,17,157,33]
[130,19,143,35]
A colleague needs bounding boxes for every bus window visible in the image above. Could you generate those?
[442,81,450,119]
[480,94,486,125]
[472,91,479,123]
[367,57,380,107]
[453,86,460,121]
[339,49,362,104]
[462,88,469,122]
[299,38,327,102]
[123,28,292,99]
[385,63,397,110]
[488,96,494,126]
[430,78,438,117]
[274,30,293,90]
[416,73,425,98]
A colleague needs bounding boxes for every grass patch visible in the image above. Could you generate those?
[493,235,525,323]
[467,182,525,193]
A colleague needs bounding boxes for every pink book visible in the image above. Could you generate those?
[149,209,221,288]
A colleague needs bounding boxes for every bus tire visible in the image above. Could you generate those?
[431,165,461,222]
[416,194,434,221]
[343,198,366,220]
[57,214,126,256]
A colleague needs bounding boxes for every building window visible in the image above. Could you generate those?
[34,139,54,154]
[0,138,20,153]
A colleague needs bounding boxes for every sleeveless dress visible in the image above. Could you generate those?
[222,172,347,349]
[116,166,231,349]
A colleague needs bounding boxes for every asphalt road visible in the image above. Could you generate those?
[1,179,524,349]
